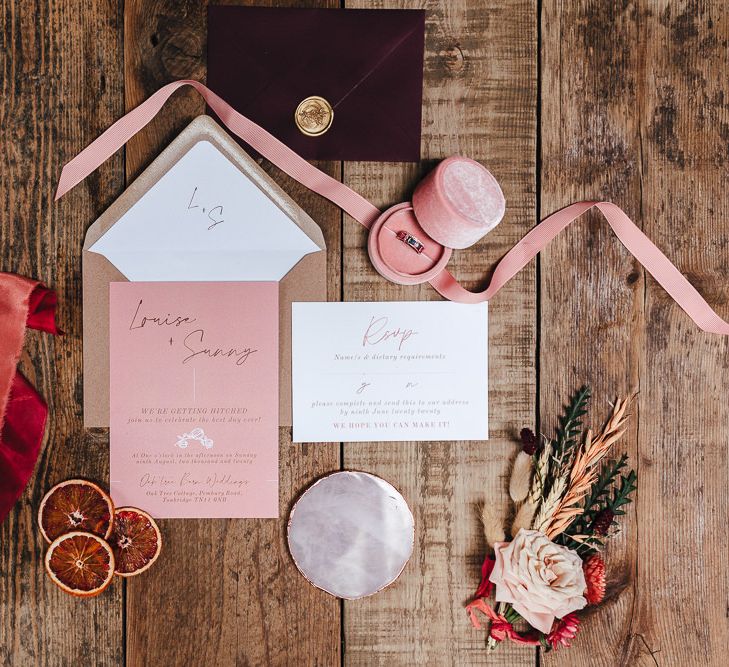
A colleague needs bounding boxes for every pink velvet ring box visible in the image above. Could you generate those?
[367,157,505,285]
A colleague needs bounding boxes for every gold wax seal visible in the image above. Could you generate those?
[295,96,334,136]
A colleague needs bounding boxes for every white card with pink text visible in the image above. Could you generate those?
[292,301,488,442]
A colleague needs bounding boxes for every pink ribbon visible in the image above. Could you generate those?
[465,598,541,646]
[430,201,729,335]
[56,80,728,336]
[55,80,380,227]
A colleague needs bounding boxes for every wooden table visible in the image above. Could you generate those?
[1,1,727,665]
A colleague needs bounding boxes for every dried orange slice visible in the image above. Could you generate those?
[44,531,115,597]
[109,507,162,577]
[38,479,114,543]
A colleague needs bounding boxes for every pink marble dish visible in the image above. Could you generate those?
[287,471,415,600]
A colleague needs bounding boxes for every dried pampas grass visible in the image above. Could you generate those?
[480,502,505,549]
[510,439,550,536]
[510,498,537,537]
[508,451,533,504]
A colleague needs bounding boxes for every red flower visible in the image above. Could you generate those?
[473,555,496,599]
[547,613,580,650]
[520,428,538,455]
[583,554,606,605]
[591,508,614,536]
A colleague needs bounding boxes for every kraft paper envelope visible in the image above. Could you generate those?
[83,115,326,427]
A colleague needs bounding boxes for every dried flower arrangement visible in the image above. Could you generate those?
[467,386,638,651]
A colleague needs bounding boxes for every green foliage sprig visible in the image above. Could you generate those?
[552,385,591,477]
[557,455,637,555]
[606,469,637,518]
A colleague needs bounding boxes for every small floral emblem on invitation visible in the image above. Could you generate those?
[175,427,214,450]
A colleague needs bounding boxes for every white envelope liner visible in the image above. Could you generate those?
[89,140,320,281]
[288,471,414,599]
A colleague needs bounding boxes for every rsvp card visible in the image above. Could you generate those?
[292,301,488,442]
[109,282,279,518]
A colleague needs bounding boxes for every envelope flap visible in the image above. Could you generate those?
[240,9,425,108]
[248,18,425,146]
[84,115,325,281]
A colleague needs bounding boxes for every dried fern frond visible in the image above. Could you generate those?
[552,385,591,476]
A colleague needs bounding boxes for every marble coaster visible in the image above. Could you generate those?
[287,471,414,599]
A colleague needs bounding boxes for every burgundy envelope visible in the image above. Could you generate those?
[207,6,425,162]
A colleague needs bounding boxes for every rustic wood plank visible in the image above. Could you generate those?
[342,1,537,664]
[123,1,342,665]
[540,0,643,661]
[540,1,645,664]
[0,1,125,665]
[541,1,729,665]
[631,3,728,665]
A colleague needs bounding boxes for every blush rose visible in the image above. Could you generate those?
[489,528,587,634]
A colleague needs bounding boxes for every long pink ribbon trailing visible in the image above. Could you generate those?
[55,80,729,336]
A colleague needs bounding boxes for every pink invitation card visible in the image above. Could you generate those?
[109,282,279,518]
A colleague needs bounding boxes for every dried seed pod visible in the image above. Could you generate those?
[480,502,506,549]
[510,498,537,537]
[509,451,533,503]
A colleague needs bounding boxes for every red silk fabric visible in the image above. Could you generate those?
[465,598,541,646]
[473,554,496,599]
[0,273,60,524]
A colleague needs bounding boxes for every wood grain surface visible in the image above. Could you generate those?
[0,0,727,665]
[0,1,125,665]
[540,2,729,666]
